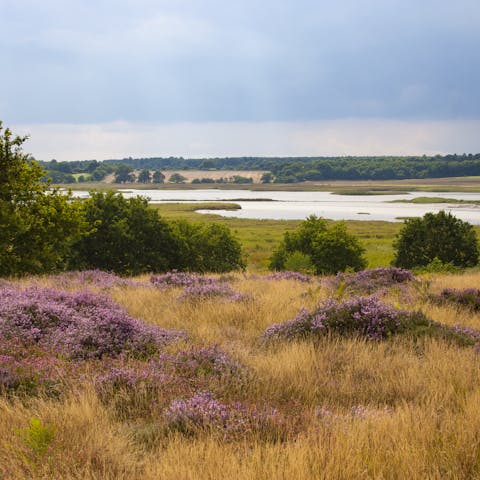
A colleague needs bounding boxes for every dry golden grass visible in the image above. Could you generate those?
[3,271,480,478]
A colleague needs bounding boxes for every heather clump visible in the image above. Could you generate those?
[0,286,185,359]
[44,270,141,290]
[150,271,210,289]
[164,391,285,440]
[150,272,248,302]
[264,296,415,341]
[431,288,480,311]
[178,279,249,302]
[158,345,250,396]
[328,267,415,294]
[161,345,247,380]
[0,354,65,396]
[263,271,312,282]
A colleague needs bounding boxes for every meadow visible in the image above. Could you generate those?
[152,203,480,271]
[2,268,480,479]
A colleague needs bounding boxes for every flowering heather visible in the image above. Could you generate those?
[263,271,312,282]
[0,286,185,359]
[178,280,249,302]
[150,271,215,289]
[44,270,140,290]
[264,296,409,341]
[329,267,415,294]
[164,391,283,439]
[452,324,480,341]
[432,288,480,311]
[160,345,247,380]
[0,353,64,396]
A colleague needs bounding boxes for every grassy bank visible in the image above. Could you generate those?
[62,175,480,193]
[2,269,480,478]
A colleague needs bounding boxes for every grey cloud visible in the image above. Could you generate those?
[1,0,479,123]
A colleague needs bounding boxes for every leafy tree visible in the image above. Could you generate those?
[232,175,253,184]
[169,172,187,184]
[393,211,479,269]
[260,172,274,183]
[70,192,182,275]
[114,165,135,183]
[270,215,366,274]
[152,170,165,183]
[138,169,151,183]
[311,222,366,274]
[0,121,86,276]
[173,221,245,273]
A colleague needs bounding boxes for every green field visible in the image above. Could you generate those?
[151,203,402,271]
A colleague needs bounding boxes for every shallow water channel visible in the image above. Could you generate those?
[71,189,480,224]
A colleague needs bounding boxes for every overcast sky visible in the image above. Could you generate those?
[1,0,479,160]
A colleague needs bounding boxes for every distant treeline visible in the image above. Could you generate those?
[38,154,480,183]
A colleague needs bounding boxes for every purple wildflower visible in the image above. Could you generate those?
[263,271,312,282]
[432,288,480,311]
[164,391,284,439]
[329,267,415,294]
[263,296,407,342]
[0,286,185,359]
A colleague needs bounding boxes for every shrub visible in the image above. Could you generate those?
[0,122,86,276]
[150,271,214,289]
[283,251,314,274]
[46,270,141,290]
[264,297,415,341]
[70,191,183,275]
[173,221,245,273]
[263,296,480,347]
[0,286,185,359]
[160,345,247,381]
[330,267,415,294]
[164,391,283,439]
[263,271,312,282]
[178,279,248,302]
[0,354,63,396]
[431,288,480,311]
[393,211,479,269]
[270,215,366,274]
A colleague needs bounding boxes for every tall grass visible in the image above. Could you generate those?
[2,270,480,478]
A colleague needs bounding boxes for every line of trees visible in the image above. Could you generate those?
[39,153,480,184]
[0,123,245,277]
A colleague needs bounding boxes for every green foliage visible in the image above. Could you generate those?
[393,211,479,269]
[114,165,135,183]
[169,173,187,184]
[232,175,253,184]
[17,417,56,458]
[70,191,182,275]
[152,170,165,183]
[270,215,366,274]
[283,251,314,273]
[311,223,367,274]
[0,122,86,276]
[414,257,460,274]
[260,172,274,183]
[138,169,151,183]
[173,220,245,273]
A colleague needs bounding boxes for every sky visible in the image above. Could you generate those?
[1,0,479,160]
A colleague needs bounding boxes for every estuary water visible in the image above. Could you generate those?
[71,189,480,224]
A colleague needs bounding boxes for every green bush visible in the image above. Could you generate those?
[173,220,245,273]
[0,122,86,276]
[270,215,366,274]
[393,211,479,269]
[70,191,183,275]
